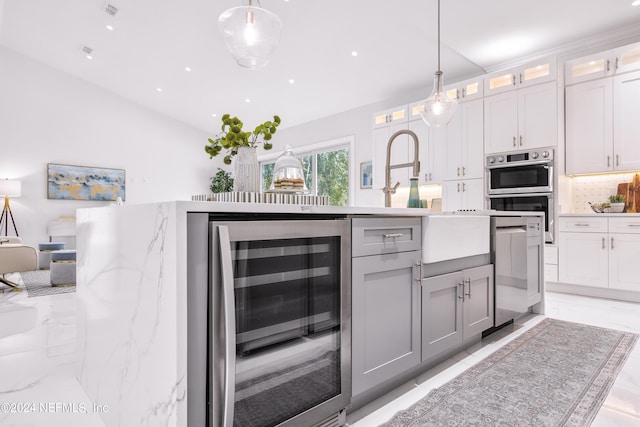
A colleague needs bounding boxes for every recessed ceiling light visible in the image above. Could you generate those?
[245,98,251,103]
[289,79,295,84]
[351,51,358,57]
[633,0,640,6]
[185,66,192,72]
[106,25,114,31]
[211,113,217,118]
[156,87,163,92]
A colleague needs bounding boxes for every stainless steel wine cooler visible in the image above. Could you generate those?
[196,216,351,427]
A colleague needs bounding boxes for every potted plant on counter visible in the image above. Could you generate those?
[609,194,626,213]
[210,168,234,194]
[205,114,281,193]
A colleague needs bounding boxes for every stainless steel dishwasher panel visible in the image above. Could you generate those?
[491,217,530,326]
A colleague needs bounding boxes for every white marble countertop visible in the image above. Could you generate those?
[167,201,544,217]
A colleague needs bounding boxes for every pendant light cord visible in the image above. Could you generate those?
[437,0,441,73]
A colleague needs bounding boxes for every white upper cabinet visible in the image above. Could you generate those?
[407,108,443,185]
[440,98,484,181]
[484,81,557,153]
[444,76,484,102]
[565,68,640,175]
[565,41,640,85]
[484,57,557,96]
[565,78,613,174]
[613,69,640,172]
[372,105,408,129]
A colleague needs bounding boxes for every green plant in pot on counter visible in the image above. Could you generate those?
[609,194,626,203]
[210,168,234,193]
[609,194,626,213]
[205,114,281,165]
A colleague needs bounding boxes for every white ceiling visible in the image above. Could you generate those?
[1,0,639,134]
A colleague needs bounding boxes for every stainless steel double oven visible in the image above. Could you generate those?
[486,148,555,243]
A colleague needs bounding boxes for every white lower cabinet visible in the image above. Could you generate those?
[421,264,494,361]
[558,216,640,292]
[351,250,421,396]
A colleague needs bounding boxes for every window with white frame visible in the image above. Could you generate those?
[259,137,353,206]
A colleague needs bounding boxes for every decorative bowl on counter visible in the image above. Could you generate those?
[589,202,610,213]
[267,145,310,194]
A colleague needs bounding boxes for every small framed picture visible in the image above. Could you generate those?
[360,162,373,189]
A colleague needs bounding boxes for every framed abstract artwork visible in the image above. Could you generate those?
[47,163,126,201]
[360,161,372,189]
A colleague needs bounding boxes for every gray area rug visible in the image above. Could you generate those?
[19,270,75,297]
[381,318,638,427]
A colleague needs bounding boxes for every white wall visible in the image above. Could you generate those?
[0,46,220,247]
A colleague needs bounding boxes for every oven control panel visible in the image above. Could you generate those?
[486,148,554,167]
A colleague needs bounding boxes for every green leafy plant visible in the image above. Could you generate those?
[609,194,625,203]
[210,168,234,193]
[205,114,281,165]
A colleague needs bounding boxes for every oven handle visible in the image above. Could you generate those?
[488,192,553,198]
[218,225,237,427]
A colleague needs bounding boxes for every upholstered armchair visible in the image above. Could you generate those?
[0,237,38,290]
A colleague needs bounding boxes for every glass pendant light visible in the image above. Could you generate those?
[419,0,457,127]
[218,0,282,70]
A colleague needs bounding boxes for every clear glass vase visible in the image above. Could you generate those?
[233,146,260,192]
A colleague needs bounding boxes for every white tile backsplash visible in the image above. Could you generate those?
[570,172,638,213]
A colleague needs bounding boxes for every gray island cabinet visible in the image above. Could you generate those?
[351,217,422,397]
[421,264,494,361]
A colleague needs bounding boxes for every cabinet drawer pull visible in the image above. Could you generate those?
[458,282,465,301]
[462,166,466,176]
[519,135,523,146]
[464,278,471,298]
[607,155,611,167]
[457,167,461,177]
[382,233,404,239]
[611,237,615,250]
[602,237,605,250]
[627,224,640,227]
[616,154,619,167]
[574,223,591,227]
[512,136,516,147]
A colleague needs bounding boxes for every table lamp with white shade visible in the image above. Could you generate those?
[0,179,22,236]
